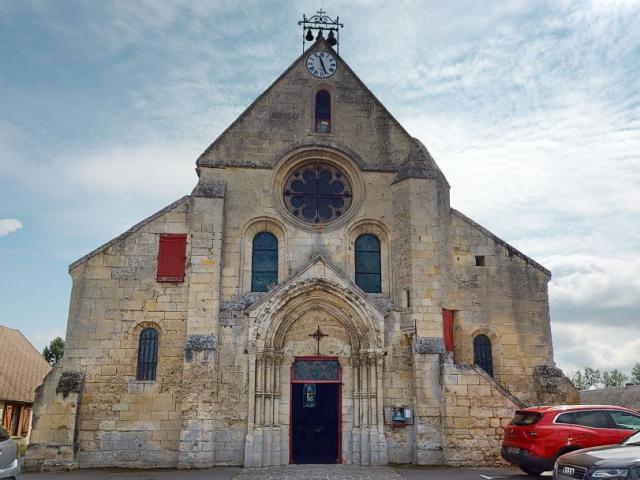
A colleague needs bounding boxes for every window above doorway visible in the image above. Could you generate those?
[283,162,352,225]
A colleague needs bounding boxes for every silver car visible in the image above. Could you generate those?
[0,426,19,480]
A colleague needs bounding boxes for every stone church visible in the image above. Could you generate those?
[26,35,576,471]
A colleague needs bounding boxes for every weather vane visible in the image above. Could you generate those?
[298,9,344,54]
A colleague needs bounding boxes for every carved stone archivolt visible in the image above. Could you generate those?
[243,271,387,467]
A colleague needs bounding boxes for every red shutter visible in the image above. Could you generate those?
[2,404,13,431]
[442,309,454,352]
[20,406,31,436]
[156,234,187,282]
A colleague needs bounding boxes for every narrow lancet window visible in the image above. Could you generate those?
[137,328,158,381]
[315,90,331,133]
[251,232,278,292]
[355,234,382,293]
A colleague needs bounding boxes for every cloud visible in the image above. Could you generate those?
[552,323,640,375]
[546,254,640,310]
[0,218,23,237]
[544,254,640,374]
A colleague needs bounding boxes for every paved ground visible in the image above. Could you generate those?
[22,465,553,480]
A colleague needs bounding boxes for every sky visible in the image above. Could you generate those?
[1,0,639,378]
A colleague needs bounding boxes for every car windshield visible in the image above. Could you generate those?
[0,426,9,442]
[624,431,640,445]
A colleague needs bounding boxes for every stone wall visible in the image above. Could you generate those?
[448,210,558,403]
[198,40,431,172]
[580,386,640,410]
[25,368,83,470]
[27,198,192,470]
[441,362,524,467]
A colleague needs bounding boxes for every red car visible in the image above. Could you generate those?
[501,405,640,476]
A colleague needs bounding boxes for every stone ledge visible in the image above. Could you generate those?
[56,371,84,398]
[414,337,446,354]
[185,335,217,351]
[192,180,226,199]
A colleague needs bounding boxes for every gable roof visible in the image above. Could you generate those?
[451,209,551,276]
[0,326,51,403]
[69,195,189,271]
[196,38,445,182]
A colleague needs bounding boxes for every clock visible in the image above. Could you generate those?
[306,52,337,78]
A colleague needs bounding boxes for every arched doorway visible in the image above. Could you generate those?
[244,272,387,467]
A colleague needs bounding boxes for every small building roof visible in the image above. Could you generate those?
[0,326,52,404]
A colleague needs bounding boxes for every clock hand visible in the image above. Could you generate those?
[319,56,327,74]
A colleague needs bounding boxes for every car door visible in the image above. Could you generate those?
[571,410,621,448]
[606,410,640,443]
[0,426,17,470]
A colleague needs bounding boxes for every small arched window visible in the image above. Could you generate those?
[355,234,381,293]
[473,334,493,377]
[251,232,278,292]
[137,328,158,381]
[315,90,331,133]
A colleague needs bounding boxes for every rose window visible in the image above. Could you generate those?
[283,163,352,224]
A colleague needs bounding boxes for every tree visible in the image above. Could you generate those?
[43,336,65,366]
[631,363,640,385]
[583,367,602,389]
[571,367,602,390]
[571,370,587,390]
[602,369,628,388]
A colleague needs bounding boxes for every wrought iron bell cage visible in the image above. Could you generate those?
[298,10,343,53]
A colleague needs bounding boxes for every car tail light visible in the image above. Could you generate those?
[527,429,552,438]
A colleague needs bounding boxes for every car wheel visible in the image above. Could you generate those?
[519,465,544,476]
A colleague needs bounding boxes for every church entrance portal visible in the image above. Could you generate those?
[290,357,341,464]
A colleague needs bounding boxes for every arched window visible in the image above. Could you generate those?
[137,328,158,381]
[315,90,331,133]
[355,234,381,293]
[251,232,278,292]
[473,334,493,377]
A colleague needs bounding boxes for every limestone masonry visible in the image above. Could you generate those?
[26,38,577,471]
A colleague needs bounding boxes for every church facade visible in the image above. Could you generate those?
[26,38,576,471]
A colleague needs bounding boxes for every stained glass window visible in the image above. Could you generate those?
[473,334,493,377]
[303,384,316,408]
[283,163,352,224]
[355,234,381,293]
[137,328,158,381]
[251,232,278,292]
[292,360,340,381]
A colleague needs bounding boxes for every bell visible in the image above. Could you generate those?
[327,30,337,46]
[305,28,314,41]
[316,28,324,39]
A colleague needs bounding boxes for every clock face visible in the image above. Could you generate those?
[306,52,337,78]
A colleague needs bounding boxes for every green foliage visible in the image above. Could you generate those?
[571,367,602,390]
[43,336,65,366]
[631,363,640,385]
[603,369,628,388]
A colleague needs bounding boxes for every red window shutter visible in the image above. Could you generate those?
[2,404,11,431]
[442,309,454,352]
[20,407,31,436]
[157,234,187,282]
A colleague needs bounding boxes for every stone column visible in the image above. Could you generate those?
[391,147,450,465]
[244,350,286,467]
[178,180,226,468]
